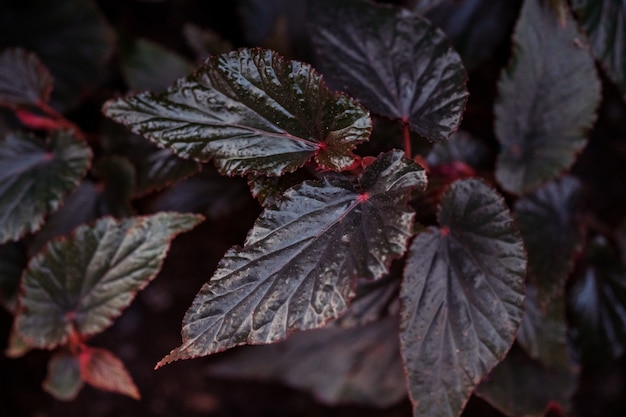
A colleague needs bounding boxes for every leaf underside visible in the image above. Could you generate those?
[400,178,526,417]
[158,150,426,366]
[494,0,601,195]
[104,48,371,176]
[309,0,468,142]
[43,350,84,401]
[0,130,92,244]
[16,213,204,349]
[0,48,53,108]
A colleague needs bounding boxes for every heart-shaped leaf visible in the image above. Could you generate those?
[16,212,203,349]
[0,48,53,108]
[43,350,84,401]
[514,176,583,305]
[494,0,601,195]
[400,178,526,417]
[79,346,140,400]
[158,150,426,366]
[571,0,626,99]
[104,48,371,176]
[0,130,92,244]
[308,0,468,142]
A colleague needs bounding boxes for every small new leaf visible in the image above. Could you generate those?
[159,150,426,366]
[104,48,371,176]
[79,347,140,400]
[43,350,84,401]
[400,178,526,417]
[0,48,53,108]
[16,213,204,349]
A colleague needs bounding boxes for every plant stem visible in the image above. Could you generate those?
[402,118,411,158]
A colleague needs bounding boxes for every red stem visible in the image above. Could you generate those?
[36,100,86,140]
[402,118,411,158]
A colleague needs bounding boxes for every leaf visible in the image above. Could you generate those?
[43,350,84,401]
[335,274,401,328]
[308,0,468,142]
[571,0,626,99]
[426,130,492,169]
[0,48,53,108]
[5,326,32,358]
[570,236,626,364]
[494,0,601,195]
[0,130,92,244]
[0,0,115,111]
[247,170,313,207]
[120,37,194,93]
[400,178,526,417]
[208,317,406,407]
[92,156,136,214]
[408,0,446,14]
[514,177,583,305]
[475,346,575,417]
[158,150,426,366]
[182,23,233,62]
[16,213,204,349]
[103,48,371,176]
[0,242,27,313]
[516,285,570,371]
[79,347,140,399]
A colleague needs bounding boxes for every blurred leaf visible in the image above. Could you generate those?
[476,346,575,417]
[182,23,233,62]
[494,0,601,195]
[43,350,84,401]
[158,151,426,366]
[400,178,526,417]
[0,0,115,110]
[0,48,53,108]
[514,176,583,305]
[104,48,371,176]
[309,0,468,142]
[0,130,92,244]
[79,347,140,399]
[92,156,136,214]
[120,37,193,93]
[426,130,492,169]
[335,274,400,328]
[208,316,405,407]
[16,213,204,349]
[570,236,626,364]
[571,0,626,99]
[0,242,26,313]
[408,0,445,14]
[5,327,32,358]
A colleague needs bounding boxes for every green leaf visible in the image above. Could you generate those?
[158,150,426,366]
[0,130,92,244]
[475,346,575,417]
[400,178,526,417]
[0,48,53,108]
[308,0,468,142]
[494,0,601,195]
[0,242,27,313]
[79,346,140,400]
[15,212,204,349]
[571,0,626,99]
[514,177,583,305]
[120,37,194,92]
[0,0,115,111]
[103,48,371,176]
[43,350,84,401]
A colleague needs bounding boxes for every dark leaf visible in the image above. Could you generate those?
[400,178,526,417]
[0,48,53,108]
[335,274,401,328]
[183,23,233,62]
[0,130,92,243]
[79,346,140,399]
[208,316,406,407]
[514,176,583,305]
[43,350,84,401]
[0,0,115,110]
[408,0,446,14]
[570,236,626,364]
[247,170,313,207]
[426,130,492,169]
[104,48,371,176]
[516,285,570,371]
[120,37,194,93]
[571,0,626,99]
[92,156,136,214]
[16,213,203,349]
[309,0,468,142]
[0,242,27,313]
[494,0,601,195]
[158,150,426,365]
[425,0,521,71]
[476,346,575,417]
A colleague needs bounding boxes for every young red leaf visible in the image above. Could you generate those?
[16,213,204,349]
[79,347,140,400]
[400,178,526,417]
[158,150,426,366]
[309,0,468,142]
[494,0,601,195]
[0,130,92,244]
[0,48,53,108]
[43,350,84,401]
[103,48,372,176]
